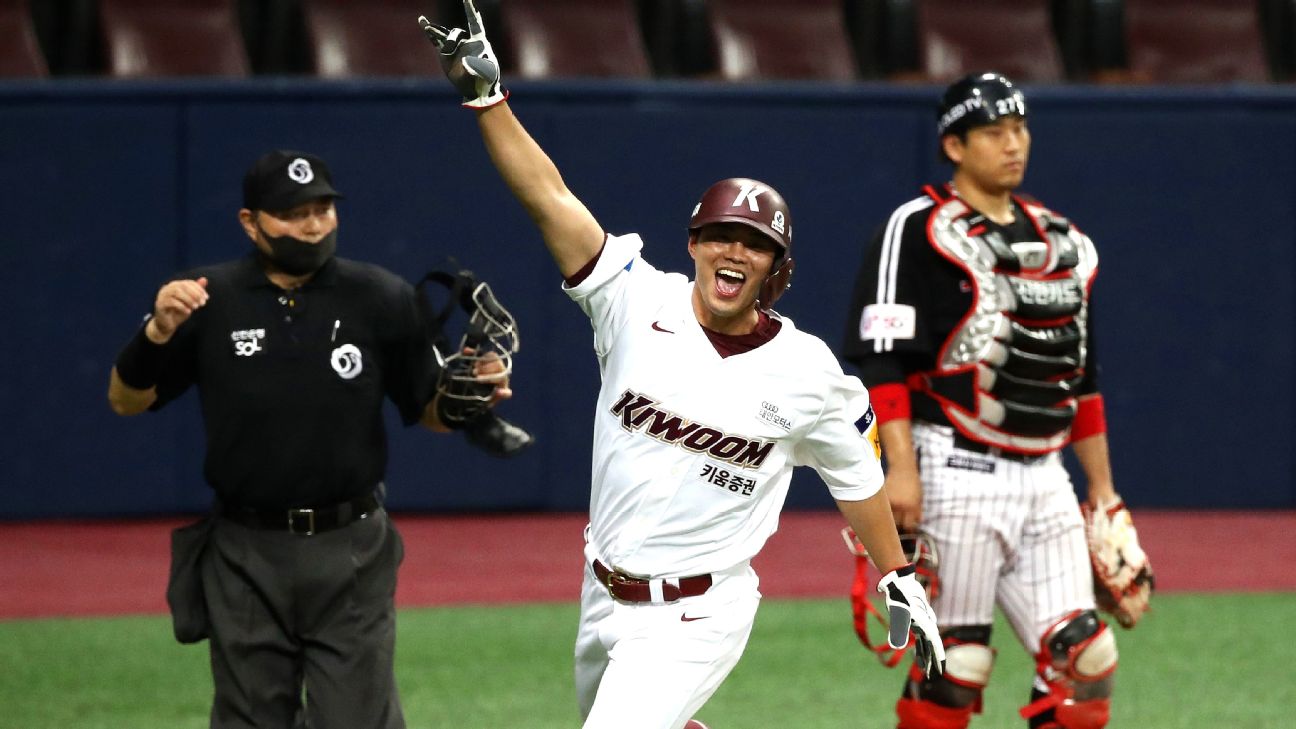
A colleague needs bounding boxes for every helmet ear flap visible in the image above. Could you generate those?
[759,255,794,310]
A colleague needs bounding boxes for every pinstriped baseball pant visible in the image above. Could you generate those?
[912,422,1095,650]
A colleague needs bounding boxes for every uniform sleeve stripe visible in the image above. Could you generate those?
[873,197,933,353]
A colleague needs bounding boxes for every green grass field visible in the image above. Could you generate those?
[1,593,1292,728]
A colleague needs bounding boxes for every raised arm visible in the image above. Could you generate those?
[473,105,605,277]
[419,1,604,278]
[108,277,208,416]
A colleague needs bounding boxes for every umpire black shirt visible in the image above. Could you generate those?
[150,253,437,510]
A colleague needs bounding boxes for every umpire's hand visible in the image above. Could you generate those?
[878,565,946,677]
[418,0,507,108]
[151,277,210,343]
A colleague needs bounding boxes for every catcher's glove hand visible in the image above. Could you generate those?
[418,0,507,108]
[877,564,946,678]
[1082,495,1154,628]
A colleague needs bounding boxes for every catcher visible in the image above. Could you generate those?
[840,73,1154,729]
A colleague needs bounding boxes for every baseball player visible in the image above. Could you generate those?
[842,73,1153,729]
[416,4,943,728]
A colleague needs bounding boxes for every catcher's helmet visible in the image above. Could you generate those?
[937,71,1028,138]
[688,178,795,309]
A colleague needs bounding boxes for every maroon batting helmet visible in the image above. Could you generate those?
[687,178,795,308]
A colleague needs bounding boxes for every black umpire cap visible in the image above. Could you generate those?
[242,150,343,212]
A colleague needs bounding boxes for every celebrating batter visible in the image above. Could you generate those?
[419,3,941,727]
[842,73,1154,729]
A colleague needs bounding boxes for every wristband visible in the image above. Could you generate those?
[1070,394,1107,441]
[869,382,911,423]
[115,318,166,389]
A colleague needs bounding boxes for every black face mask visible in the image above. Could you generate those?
[256,226,337,276]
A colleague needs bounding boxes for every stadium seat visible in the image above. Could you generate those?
[498,0,650,78]
[636,0,712,77]
[911,0,1065,82]
[1118,0,1270,82]
[1267,0,1296,81]
[707,0,856,81]
[99,0,249,77]
[0,0,49,77]
[303,0,437,78]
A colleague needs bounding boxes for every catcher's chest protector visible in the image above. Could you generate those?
[916,186,1098,453]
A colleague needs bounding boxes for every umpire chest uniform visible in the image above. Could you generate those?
[151,252,435,729]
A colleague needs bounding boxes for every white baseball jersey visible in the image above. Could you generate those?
[565,233,884,579]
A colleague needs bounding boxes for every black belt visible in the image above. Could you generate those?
[953,433,1049,464]
[219,492,381,535]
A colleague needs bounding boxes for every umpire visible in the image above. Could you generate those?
[107,150,509,728]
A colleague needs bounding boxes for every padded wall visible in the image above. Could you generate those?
[1,80,1292,517]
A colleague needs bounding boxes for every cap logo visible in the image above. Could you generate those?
[287,158,315,185]
[771,210,786,235]
[939,96,984,133]
[731,182,764,212]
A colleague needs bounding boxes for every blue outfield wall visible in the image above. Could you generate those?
[1,79,1293,518]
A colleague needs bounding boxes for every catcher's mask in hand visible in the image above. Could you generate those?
[842,527,942,667]
[418,265,519,421]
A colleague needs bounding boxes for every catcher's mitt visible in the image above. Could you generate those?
[1081,496,1154,628]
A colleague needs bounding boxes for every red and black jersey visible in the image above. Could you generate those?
[842,185,1104,453]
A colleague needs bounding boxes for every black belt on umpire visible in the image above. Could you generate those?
[953,433,1048,465]
[592,560,713,603]
[218,491,381,536]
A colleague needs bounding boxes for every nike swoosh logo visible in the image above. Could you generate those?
[652,321,675,334]
[680,614,709,622]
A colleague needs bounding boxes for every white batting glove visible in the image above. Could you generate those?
[878,564,946,677]
[418,0,507,108]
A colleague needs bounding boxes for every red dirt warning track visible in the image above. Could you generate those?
[1,510,1293,620]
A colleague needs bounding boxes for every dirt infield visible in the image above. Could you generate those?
[1,510,1293,620]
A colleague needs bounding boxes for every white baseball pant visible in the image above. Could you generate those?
[912,421,1095,649]
[574,558,760,729]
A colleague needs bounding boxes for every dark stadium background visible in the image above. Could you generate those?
[3,0,1294,518]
